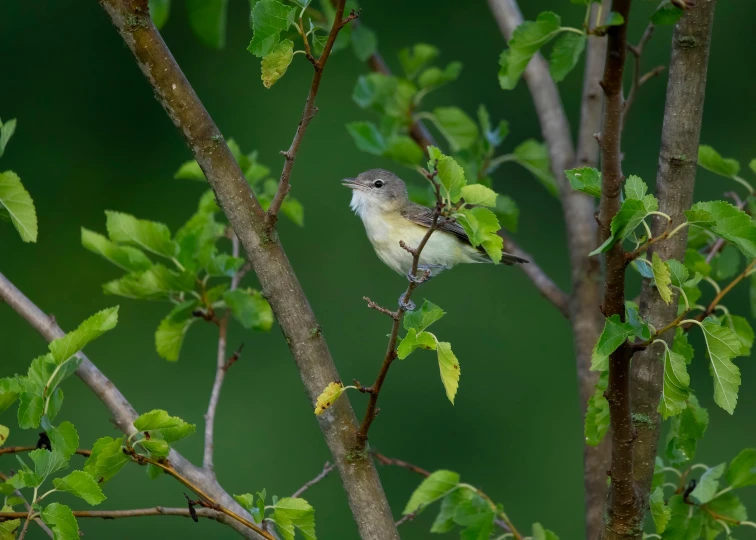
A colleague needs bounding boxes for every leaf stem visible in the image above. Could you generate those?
[731,175,754,195]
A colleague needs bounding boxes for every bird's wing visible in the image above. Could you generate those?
[400,202,529,266]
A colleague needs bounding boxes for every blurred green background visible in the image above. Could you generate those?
[2,1,756,538]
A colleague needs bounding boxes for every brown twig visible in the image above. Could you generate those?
[363,297,399,320]
[0,446,91,457]
[266,1,356,222]
[290,462,336,499]
[372,452,431,477]
[0,507,236,523]
[623,22,658,129]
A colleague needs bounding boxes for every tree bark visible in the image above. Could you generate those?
[630,0,718,521]
[96,1,399,538]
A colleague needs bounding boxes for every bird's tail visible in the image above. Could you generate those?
[500,252,529,266]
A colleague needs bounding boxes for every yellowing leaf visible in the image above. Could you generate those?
[652,253,673,304]
[261,39,294,88]
[314,382,345,415]
[436,341,460,405]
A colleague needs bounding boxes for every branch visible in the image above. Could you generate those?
[290,462,336,499]
[267,2,355,221]
[627,1,719,537]
[623,22,664,130]
[0,472,53,538]
[0,507,236,523]
[94,2,398,537]
[0,446,91,457]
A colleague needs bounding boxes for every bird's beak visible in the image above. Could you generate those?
[341,178,363,190]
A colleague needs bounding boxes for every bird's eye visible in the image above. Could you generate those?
[374,180,384,188]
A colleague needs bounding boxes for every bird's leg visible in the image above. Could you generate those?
[398,294,416,311]
[407,264,447,283]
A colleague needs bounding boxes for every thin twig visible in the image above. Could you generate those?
[363,297,399,320]
[0,446,91,457]
[623,22,658,129]
[290,462,336,499]
[266,1,356,222]
[0,472,53,538]
[204,315,228,472]
[0,507,235,522]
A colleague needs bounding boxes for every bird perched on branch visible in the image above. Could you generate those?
[343,169,527,285]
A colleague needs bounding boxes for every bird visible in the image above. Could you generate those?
[343,168,527,301]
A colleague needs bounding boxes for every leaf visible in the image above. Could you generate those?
[590,315,633,371]
[103,265,193,300]
[459,185,497,207]
[667,259,690,289]
[261,39,294,88]
[223,288,274,331]
[723,314,754,356]
[495,195,519,232]
[234,493,254,511]
[272,497,316,540]
[430,107,479,152]
[186,0,228,49]
[652,253,673,304]
[352,73,416,120]
[649,487,671,534]
[133,410,195,446]
[498,12,561,90]
[725,448,756,488]
[397,328,438,360]
[690,463,725,504]
[659,342,691,419]
[698,317,743,414]
[665,495,703,539]
[17,391,44,430]
[403,300,445,333]
[314,381,345,415]
[148,0,170,29]
[512,140,557,196]
[430,487,475,533]
[603,12,625,26]
[41,503,79,540]
[417,62,463,91]
[105,211,177,258]
[436,341,461,405]
[565,167,600,197]
[427,147,466,203]
[398,43,439,79]
[346,122,386,155]
[454,207,503,262]
[41,418,79,460]
[49,306,119,365]
[0,170,37,242]
[585,371,609,446]
[651,1,684,25]
[81,228,152,272]
[83,437,129,483]
[30,448,69,485]
[351,23,377,61]
[624,175,647,200]
[698,145,740,178]
[0,378,21,415]
[0,117,17,158]
[532,522,559,540]
[0,425,8,448]
[665,395,709,467]
[591,195,658,255]
[53,471,106,505]
[383,136,424,167]
[403,470,460,514]
[155,301,198,361]
[248,0,296,57]
[549,32,586,82]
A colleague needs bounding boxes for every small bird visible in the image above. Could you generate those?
[343,169,528,286]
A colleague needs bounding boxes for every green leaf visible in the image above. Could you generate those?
[0,378,21,415]
[498,12,561,90]
[234,493,254,512]
[512,139,557,196]
[0,170,37,242]
[41,418,79,460]
[428,147,467,203]
[30,448,68,485]
[81,228,152,272]
[454,207,503,262]
[549,32,586,82]
[459,184,497,207]
[591,195,658,255]
[314,381,345,415]
[665,395,709,467]
[186,0,228,49]
[53,471,106,505]
[261,39,294,88]
[603,12,625,27]
[134,409,189,434]
[417,62,463,91]
[430,487,475,533]
[624,175,647,200]
[149,0,170,29]
[436,341,460,405]
[664,495,703,539]
[248,0,296,57]
[585,371,609,446]
[590,315,633,371]
[105,211,177,258]
[223,288,274,330]
[155,301,198,361]
[659,342,691,419]
[429,107,479,152]
[352,73,416,120]
[651,1,684,25]
[17,391,44,430]
[685,248,711,277]
[83,437,129,484]
[41,503,79,540]
[141,439,170,458]
[0,425,8,448]
[565,167,600,197]
[495,195,519,232]
[667,259,690,289]
[346,122,386,155]
[625,302,651,340]
[351,23,377,61]
[723,314,754,356]
[532,522,559,540]
[103,264,193,300]
[0,117,17,158]
[397,328,437,359]
[477,105,508,148]
[652,253,673,304]
[726,448,756,488]
[383,136,424,167]
[49,306,119,365]
[649,487,671,534]
[698,145,740,178]
[403,470,460,514]
[398,43,439,79]
[710,244,740,281]
[174,160,205,181]
[690,463,725,504]
[697,317,743,414]
[272,497,316,540]
[281,196,305,226]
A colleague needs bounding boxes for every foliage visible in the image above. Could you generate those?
[0,117,37,243]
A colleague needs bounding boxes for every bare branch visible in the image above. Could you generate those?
[0,446,91,457]
[94,2,398,537]
[623,23,662,129]
[290,462,336,499]
[0,507,238,523]
[630,3,719,532]
[204,316,228,472]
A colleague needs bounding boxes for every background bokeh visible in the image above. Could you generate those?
[2,1,755,538]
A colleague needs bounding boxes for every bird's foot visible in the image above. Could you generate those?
[398,295,416,311]
[407,264,446,284]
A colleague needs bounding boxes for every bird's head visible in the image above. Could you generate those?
[342,169,408,216]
